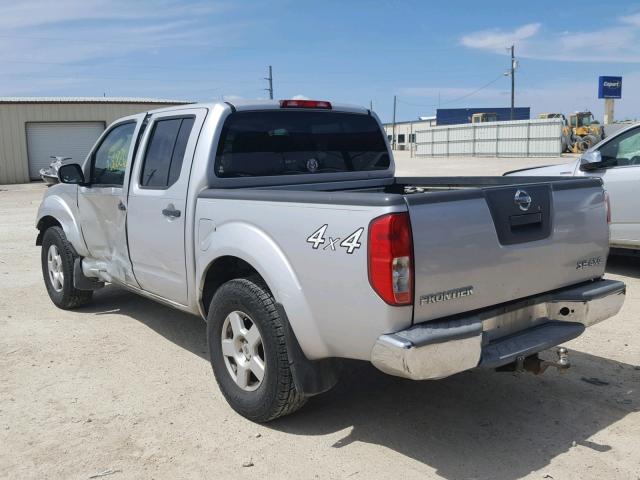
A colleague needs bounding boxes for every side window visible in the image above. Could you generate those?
[140,117,195,188]
[617,129,640,164]
[599,127,640,168]
[91,122,136,186]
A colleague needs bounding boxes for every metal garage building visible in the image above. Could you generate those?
[0,97,190,185]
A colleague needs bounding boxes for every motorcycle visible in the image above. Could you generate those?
[40,156,72,186]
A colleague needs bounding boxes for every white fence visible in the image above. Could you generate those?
[415,119,563,157]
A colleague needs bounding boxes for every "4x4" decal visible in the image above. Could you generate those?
[306,225,364,254]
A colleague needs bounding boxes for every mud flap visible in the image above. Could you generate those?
[276,303,340,396]
[73,258,105,291]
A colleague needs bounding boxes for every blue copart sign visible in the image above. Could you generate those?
[598,76,622,99]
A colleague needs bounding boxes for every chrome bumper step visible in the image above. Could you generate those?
[479,321,584,368]
[371,279,625,380]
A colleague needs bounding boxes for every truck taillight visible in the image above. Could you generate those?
[368,213,413,306]
[279,99,332,109]
[604,191,611,224]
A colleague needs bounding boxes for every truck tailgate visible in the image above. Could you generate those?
[406,178,609,323]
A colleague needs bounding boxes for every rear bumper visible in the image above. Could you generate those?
[371,279,625,380]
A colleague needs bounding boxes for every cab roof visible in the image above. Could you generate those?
[146,99,371,116]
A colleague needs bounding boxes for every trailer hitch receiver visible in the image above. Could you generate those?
[497,347,571,375]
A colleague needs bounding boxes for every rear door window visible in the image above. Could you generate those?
[140,117,195,188]
[214,111,390,178]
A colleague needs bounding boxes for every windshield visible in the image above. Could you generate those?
[578,115,593,127]
[214,110,390,178]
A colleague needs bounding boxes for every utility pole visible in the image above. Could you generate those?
[392,95,397,150]
[510,45,515,120]
[370,100,373,111]
[264,65,273,100]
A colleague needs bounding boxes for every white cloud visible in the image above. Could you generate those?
[291,94,310,100]
[460,23,540,52]
[620,12,640,27]
[461,14,640,63]
[0,0,222,29]
[0,0,246,97]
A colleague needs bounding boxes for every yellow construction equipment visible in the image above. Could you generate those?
[537,112,603,153]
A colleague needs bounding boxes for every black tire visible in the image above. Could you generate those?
[41,226,93,309]
[207,278,306,422]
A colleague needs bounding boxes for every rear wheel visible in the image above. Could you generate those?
[41,227,93,309]
[207,278,306,422]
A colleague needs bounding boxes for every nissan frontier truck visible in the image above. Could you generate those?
[36,99,625,421]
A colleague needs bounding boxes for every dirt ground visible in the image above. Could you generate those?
[1,156,639,480]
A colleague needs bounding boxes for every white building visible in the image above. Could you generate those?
[382,116,436,153]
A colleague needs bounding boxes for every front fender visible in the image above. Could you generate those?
[196,220,329,359]
[36,185,88,257]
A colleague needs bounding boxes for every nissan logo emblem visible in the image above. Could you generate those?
[514,189,532,211]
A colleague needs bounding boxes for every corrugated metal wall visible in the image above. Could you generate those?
[415,119,563,157]
[0,102,179,184]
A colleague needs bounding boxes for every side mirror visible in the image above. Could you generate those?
[58,163,86,184]
[579,150,603,171]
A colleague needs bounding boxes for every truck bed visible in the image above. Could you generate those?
[199,175,607,329]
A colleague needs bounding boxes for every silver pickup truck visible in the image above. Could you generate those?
[36,99,625,422]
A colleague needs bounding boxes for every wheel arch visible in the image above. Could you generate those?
[35,215,61,245]
[198,246,326,363]
[200,255,265,316]
[36,193,88,256]
[200,254,339,396]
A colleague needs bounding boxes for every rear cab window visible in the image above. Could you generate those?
[214,111,390,178]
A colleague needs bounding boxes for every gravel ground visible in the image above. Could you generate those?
[1,156,639,480]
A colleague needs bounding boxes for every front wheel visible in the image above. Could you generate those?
[41,227,93,309]
[207,278,306,422]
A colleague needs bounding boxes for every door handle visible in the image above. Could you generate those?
[162,205,181,218]
[117,201,127,211]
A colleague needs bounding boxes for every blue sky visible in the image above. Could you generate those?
[1,0,639,122]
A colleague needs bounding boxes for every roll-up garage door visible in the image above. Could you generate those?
[26,122,105,180]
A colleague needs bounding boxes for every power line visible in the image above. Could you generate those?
[0,71,261,86]
[0,58,277,76]
[0,33,219,48]
[395,73,506,109]
[0,58,504,80]
[0,33,460,53]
